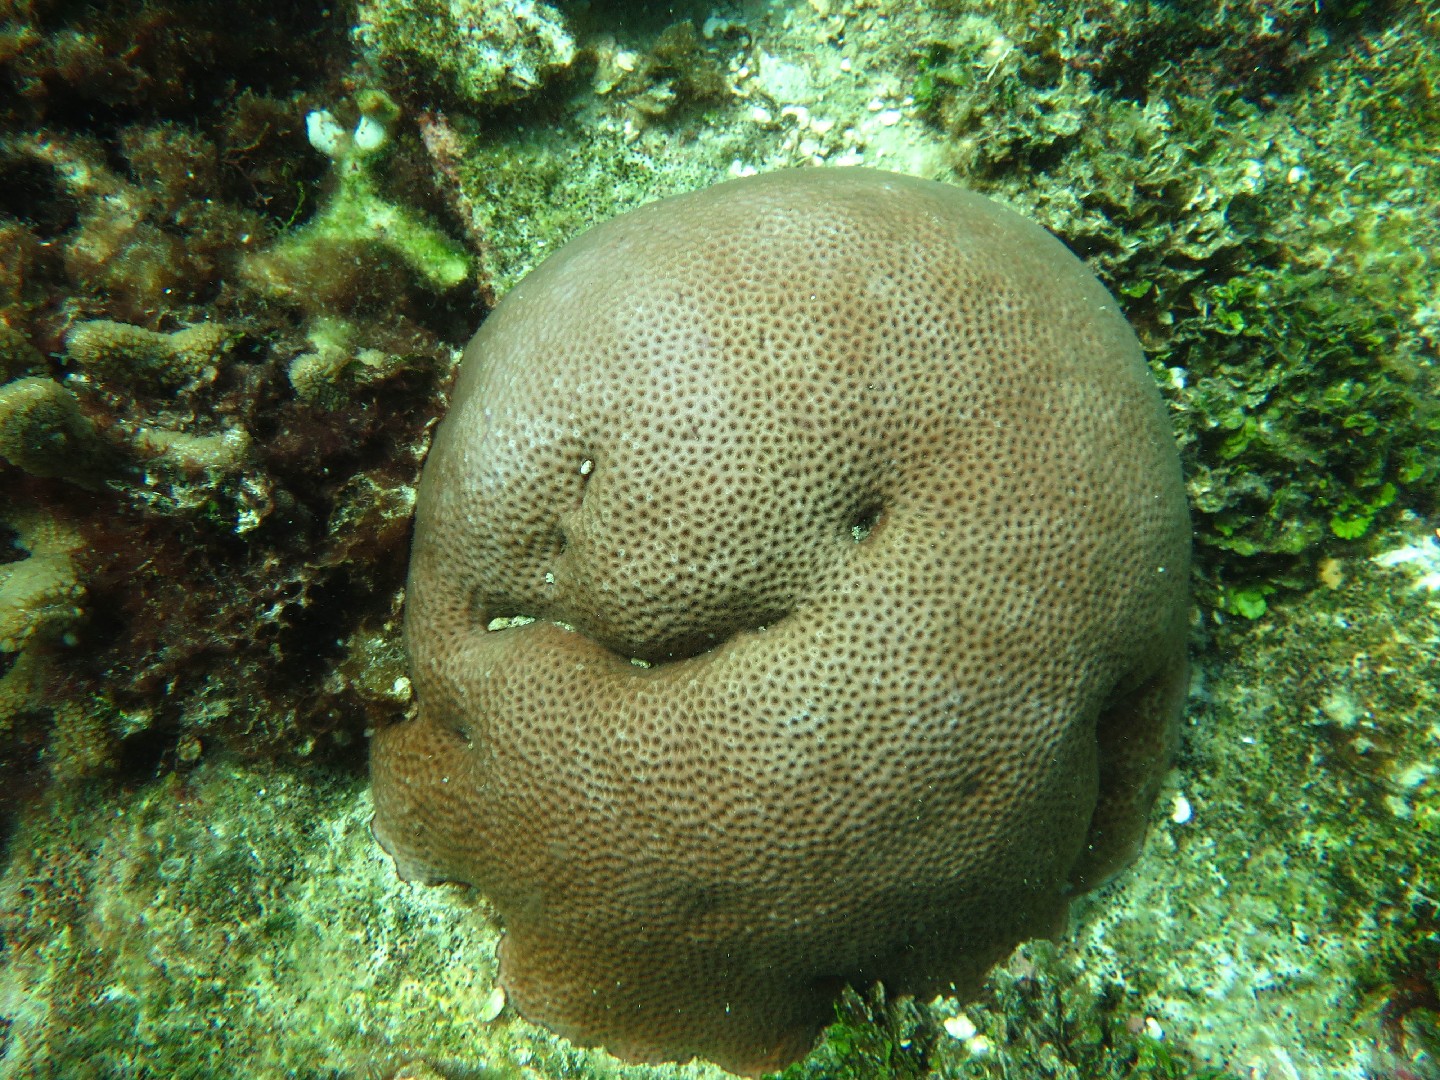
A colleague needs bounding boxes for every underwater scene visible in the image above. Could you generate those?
[0,0,1438,1077]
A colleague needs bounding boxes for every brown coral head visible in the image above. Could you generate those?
[370,167,1191,1076]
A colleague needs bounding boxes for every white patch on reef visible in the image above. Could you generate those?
[306,110,348,157]
[352,114,389,153]
[1170,793,1192,824]
[943,1014,976,1039]
[1374,529,1440,591]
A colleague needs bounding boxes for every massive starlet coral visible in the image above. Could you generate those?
[371,167,1191,1076]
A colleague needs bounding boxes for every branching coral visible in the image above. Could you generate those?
[0,0,522,823]
[66,320,237,394]
[0,322,44,378]
[0,7,474,807]
[0,507,99,794]
[0,511,83,656]
[43,309,450,765]
[3,130,268,324]
[0,376,112,482]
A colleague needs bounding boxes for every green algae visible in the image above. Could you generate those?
[243,104,471,301]
[0,762,508,1076]
[775,986,933,1080]
[277,162,470,292]
[906,0,1440,613]
[427,108,779,298]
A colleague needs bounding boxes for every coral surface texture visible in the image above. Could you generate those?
[371,168,1192,1075]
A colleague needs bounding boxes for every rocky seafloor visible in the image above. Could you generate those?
[1,0,1437,1077]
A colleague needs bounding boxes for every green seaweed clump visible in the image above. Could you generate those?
[927,945,1236,1080]
[0,761,513,1075]
[910,0,1440,615]
[774,985,934,1080]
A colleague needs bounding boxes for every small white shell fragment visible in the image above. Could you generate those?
[478,985,506,1022]
[750,105,774,125]
[968,1034,993,1057]
[305,110,347,157]
[878,109,902,126]
[1171,793,1192,824]
[943,1014,977,1040]
[579,458,593,475]
[1144,1016,1165,1040]
[352,114,389,152]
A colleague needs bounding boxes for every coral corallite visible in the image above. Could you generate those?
[370,167,1192,1075]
